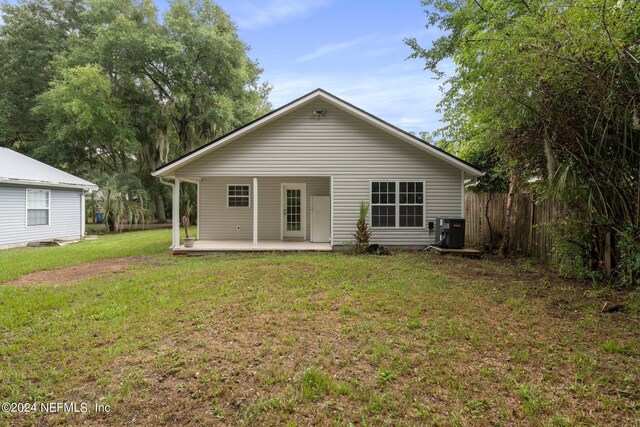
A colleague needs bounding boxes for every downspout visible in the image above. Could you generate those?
[159,177,174,190]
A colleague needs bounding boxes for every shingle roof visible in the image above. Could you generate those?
[0,147,97,190]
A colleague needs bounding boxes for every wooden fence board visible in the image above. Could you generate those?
[465,192,560,259]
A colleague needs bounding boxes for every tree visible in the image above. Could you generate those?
[0,0,86,152]
[162,0,270,152]
[1,0,271,224]
[86,171,149,232]
[34,64,138,173]
[407,0,639,279]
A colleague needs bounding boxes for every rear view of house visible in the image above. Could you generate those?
[153,89,482,252]
[0,148,97,249]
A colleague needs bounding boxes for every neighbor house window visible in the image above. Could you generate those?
[227,184,250,207]
[26,189,50,226]
[370,181,424,228]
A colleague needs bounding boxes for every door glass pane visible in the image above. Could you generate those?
[286,189,301,231]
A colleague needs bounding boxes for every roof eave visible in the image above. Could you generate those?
[0,177,98,191]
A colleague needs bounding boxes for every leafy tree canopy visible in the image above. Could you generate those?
[0,0,270,219]
[407,0,639,278]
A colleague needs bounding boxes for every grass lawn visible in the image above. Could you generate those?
[0,231,638,426]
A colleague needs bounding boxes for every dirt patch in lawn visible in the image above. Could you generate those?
[7,257,149,286]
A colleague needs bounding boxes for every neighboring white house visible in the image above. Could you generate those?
[153,89,482,252]
[0,147,98,249]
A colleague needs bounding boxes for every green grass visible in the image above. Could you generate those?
[300,367,349,401]
[0,227,194,282]
[0,230,638,426]
[0,230,166,282]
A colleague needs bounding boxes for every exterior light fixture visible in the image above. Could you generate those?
[312,109,327,118]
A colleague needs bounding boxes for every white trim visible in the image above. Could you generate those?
[177,177,201,184]
[310,196,313,242]
[369,180,427,230]
[329,176,334,246]
[253,178,258,247]
[81,192,86,237]
[280,183,307,240]
[172,178,181,248]
[2,177,97,191]
[25,188,51,228]
[226,184,251,208]
[461,170,465,218]
[196,181,200,240]
[152,90,483,178]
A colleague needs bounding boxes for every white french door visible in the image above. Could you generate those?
[282,183,306,240]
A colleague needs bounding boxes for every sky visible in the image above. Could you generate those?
[158,0,451,134]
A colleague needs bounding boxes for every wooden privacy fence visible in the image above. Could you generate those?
[464,192,562,260]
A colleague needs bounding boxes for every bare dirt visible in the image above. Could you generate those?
[7,257,148,286]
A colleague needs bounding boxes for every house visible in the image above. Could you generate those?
[152,89,482,252]
[0,147,98,249]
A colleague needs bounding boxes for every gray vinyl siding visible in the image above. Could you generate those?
[198,177,330,240]
[178,99,462,246]
[0,184,83,247]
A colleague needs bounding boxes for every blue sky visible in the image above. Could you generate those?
[162,0,451,134]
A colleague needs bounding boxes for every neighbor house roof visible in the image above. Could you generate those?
[0,147,98,190]
[153,89,483,178]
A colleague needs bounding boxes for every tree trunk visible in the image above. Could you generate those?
[178,116,190,152]
[106,211,116,233]
[485,192,494,248]
[155,193,166,223]
[499,172,517,257]
[543,138,557,181]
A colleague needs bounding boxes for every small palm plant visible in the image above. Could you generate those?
[354,201,372,254]
[86,171,149,232]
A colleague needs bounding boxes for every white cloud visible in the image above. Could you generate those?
[234,0,331,30]
[263,61,454,134]
[297,34,375,63]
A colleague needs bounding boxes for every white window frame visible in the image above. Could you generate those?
[226,184,251,208]
[26,188,51,227]
[369,181,397,229]
[369,180,426,229]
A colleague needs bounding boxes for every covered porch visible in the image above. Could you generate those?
[167,176,333,252]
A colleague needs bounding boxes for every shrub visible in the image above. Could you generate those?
[354,201,372,254]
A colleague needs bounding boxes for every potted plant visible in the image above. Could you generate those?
[182,211,195,248]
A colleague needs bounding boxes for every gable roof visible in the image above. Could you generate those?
[0,147,98,190]
[153,88,482,177]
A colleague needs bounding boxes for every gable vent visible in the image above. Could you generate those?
[312,109,327,118]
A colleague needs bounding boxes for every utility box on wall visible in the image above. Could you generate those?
[435,218,466,249]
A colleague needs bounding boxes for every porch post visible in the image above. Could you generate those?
[253,177,258,247]
[329,176,334,246]
[196,181,200,240]
[172,178,181,248]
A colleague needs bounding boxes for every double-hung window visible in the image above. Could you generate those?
[371,182,396,227]
[26,189,50,226]
[227,184,250,207]
[399,182,424,227]
[371,181,424,228]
